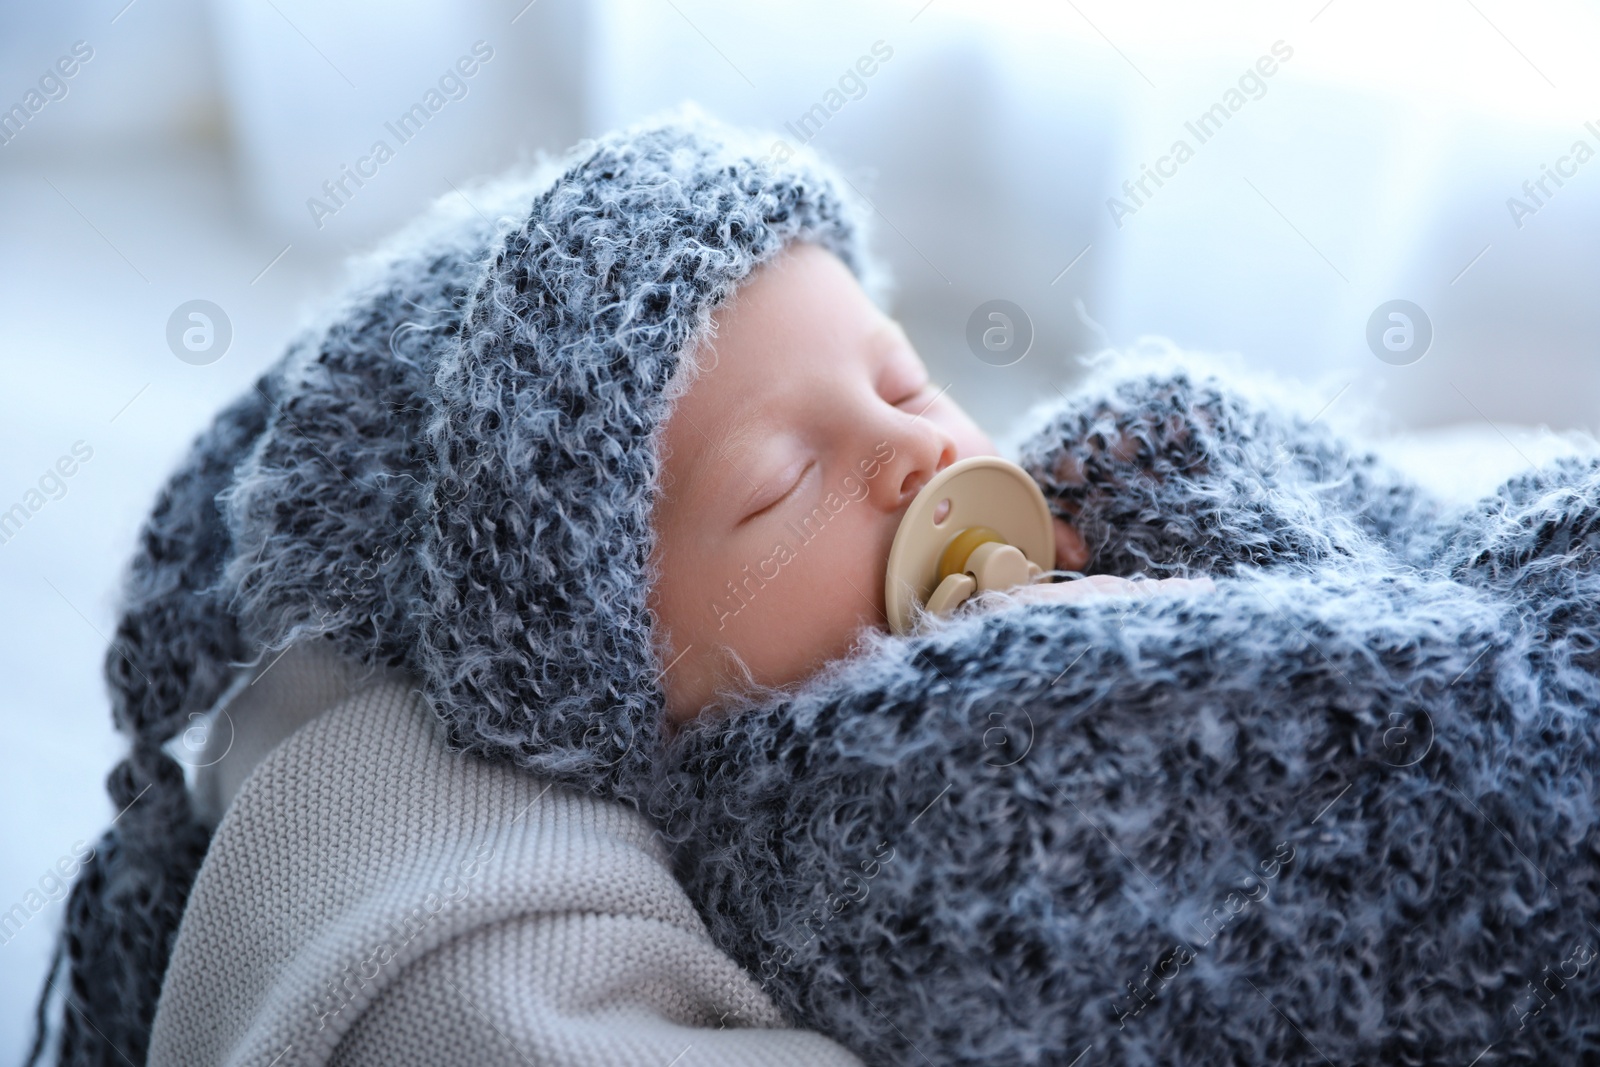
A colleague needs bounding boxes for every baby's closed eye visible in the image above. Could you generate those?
[740,458,813,524]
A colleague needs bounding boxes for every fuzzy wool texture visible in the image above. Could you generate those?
[413,110,876,790]
[40,107,880,1066]
[652,361,1600,1066]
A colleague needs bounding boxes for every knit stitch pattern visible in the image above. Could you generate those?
[149,674,861,1067]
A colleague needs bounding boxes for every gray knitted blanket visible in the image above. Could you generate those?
[652,365,1600,1066]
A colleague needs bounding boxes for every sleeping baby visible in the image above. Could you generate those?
[54,108,1600,1067]
[646,234,1600,1065]
[647,239,1213,726]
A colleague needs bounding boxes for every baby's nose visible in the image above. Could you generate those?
[909,438,958,502]
[898,466,932,505]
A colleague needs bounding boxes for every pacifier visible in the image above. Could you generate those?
[884,456,1056,635]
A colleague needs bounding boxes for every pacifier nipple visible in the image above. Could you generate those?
[884,456,1055,635]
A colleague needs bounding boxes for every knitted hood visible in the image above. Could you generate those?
[225,102,882,798]
[411,112,881,792]
[40,105,883,1066]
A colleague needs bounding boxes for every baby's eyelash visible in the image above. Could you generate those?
[896,379,934,404]
[741,460,813,524]
[895,382,933,408]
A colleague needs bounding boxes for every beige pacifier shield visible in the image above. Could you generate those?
[884,456,1055,634]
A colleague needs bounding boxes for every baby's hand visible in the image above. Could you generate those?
[1004,573,1216,605]
[1053,517,1089,572]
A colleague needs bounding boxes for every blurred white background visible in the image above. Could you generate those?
[3,0,1599,1056]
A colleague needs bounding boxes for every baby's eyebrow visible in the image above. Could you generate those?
[717,413,765,472]
[705,411,775,508]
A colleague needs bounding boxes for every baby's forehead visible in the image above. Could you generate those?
[715,410,773,465]
[661,262,907,470]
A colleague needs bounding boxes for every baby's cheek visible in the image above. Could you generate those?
[715,509,895,698]
[779,538,884,669]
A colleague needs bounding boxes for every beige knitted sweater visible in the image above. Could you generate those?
[148,642,861,1067]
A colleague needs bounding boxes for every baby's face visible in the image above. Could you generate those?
[650,242,997,725]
